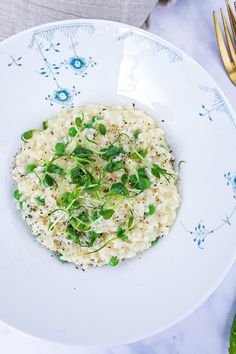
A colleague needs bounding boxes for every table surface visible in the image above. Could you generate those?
[1,0,236,353]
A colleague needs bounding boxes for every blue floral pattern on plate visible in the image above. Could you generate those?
[28,24,97,107]
[179,84,236,248]
[182,171,236,249]
[198,85,236,128]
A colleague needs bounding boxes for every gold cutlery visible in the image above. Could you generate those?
[213,1,236,84]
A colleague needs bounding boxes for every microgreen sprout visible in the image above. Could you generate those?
[21,130,35,142]
[26,164,37,173]
[151,237,160,246]
[100,145,124,159]
[151,164,176,181]
[57,253,67,263]
[43,174,55,188]
[147,204,155,216]
[100,209,114,219]
[105,160,124,173]
[85,115,103,129]
[46,164,65,175]
[42,120,48,130]
[55,142,66,156]
[36,196,45,206]
[98,123,106,136]
[109,256,119,266]
[128,214,134,228]
[13,189,21,200]
[229,314,236,354]
[117,226,128,241]
[68,127,77,137]
[133,129,141,140]
[110,182,129,196]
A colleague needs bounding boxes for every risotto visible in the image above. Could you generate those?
[12,104,180,267]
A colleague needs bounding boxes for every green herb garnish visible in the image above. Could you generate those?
[100,209,114,220]
[73,145,94,159]
[43,174,55,187]
[151,164,174,180]
[70,217,91,231]
[86,231,100,247]
[130,149,148,161]
[36,196,45,206]
[133,129,141,140]
[70,167,87,185]
[151,237,160,246]
[109,256,119,266]
[100,145,124,159]
[21,130,34,142]
[129,169,151,191]
[92,210,100,221]
[121,173,128,184]
[147,204,155,215]
[46,164,65,175]
[26,164,37,173]
[98,123,106,136]
[229,314,236,354]
[110,182,129,196]
[13,189,21,200]
[85,115,103,129]
[55,142,66,156]
[58,253,67,263]
[78,211,89,223]
[68,127,77,137]
[75,115,83,128]
[117,226,128,241]
[42,120,48,130]
[128,215,134,228]
[105,160,124,173]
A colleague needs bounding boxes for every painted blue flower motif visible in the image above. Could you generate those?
[29,24,97,107]
[45,86,80,107]
[65,56,96,77]
[53,88,72,104]
[68,56,87,71]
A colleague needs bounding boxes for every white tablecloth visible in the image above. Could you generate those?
[1,0,236,353]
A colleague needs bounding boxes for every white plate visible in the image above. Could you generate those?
[0,19,236,346]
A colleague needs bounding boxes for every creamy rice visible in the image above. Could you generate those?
[12,104,180,267]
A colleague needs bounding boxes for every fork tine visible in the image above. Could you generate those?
[226,2,236,44]
[213,11,233,72]
[220,8,236,65]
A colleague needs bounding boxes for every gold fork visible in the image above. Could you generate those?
[213,1,236,84]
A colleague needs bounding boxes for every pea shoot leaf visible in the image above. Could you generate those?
[117,226,128,241]
[100,209,114,219]
[110,182,129,196]
[46,163,65,175]
[55,142,66,156]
